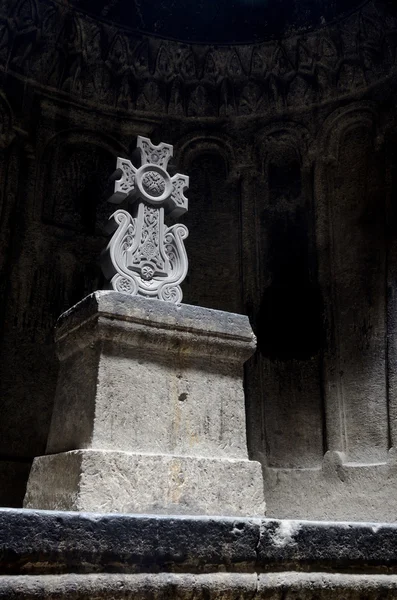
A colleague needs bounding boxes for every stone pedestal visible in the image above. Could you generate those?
[24,291,265,516]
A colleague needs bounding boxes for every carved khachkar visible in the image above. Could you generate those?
[101,136,189,303]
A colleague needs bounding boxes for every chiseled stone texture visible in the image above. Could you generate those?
[2,573,397,600]
[1,0,397,517]
[102,136,189,303]
[47,291,256,458]
[263,449,397,521]
[24,291,264,515]
[24,450,264,516]
[2,509,397,598]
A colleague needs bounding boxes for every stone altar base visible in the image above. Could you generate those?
[24,291,265,516]
[24,451,263,515]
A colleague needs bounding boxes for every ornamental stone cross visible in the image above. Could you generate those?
[101,136,189,304]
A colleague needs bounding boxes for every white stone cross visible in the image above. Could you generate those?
[101,136,189,304]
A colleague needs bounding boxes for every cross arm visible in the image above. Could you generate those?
[108,157,137,204]
[166,174,189,217]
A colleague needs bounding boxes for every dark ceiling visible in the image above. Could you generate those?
[70,0,367,44]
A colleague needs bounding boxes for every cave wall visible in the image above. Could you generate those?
[0,0,397,518]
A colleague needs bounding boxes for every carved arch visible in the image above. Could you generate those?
[12,0,38,23]
[255,122,311,174]
[108,33,128,59]
[203,50,219,82]
[132,39,149,76]
[316,101,378,163]
[228,50,244,77]
[103,33,132,108]
[254,122,316,328]
[247,121,325,470]
[176,133,236,176]
[180,48,196,79]
[314,102,387,463]
[173,133,241,313]
[156,44,173,80]
[36,129,128,233]
[250,47,267,77]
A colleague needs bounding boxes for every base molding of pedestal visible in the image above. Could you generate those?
[24,450,266,516]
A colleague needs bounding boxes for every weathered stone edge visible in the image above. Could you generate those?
[2,509,397,575]
[3,573,397,599]
[55,291,256,345]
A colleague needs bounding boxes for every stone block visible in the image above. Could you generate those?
[24,450,265,515]
[24,291,265,515]
[3,509,397,600]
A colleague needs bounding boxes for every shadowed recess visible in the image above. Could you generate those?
[67,0,367,44]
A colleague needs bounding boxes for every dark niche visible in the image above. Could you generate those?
[256,149,324,361]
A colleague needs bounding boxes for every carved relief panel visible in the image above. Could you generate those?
[245,126,325,469]
[42,136,116,234]
[177,137,241,314]
[316,106,388,464]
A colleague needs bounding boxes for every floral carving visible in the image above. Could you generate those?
[142,171,166,197]
[102,136,189,303]
[0,0,395,116]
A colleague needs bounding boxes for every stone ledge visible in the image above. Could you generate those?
[55,292,256,363]
[56,291,255,346]
[3,573,397,600]
[0,573,256,599]
[2,509,397,576]
[24,451,265,516]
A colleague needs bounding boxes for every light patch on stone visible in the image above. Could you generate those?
[270,520,301,547]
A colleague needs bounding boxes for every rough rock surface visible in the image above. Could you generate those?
[1,0,397,520]
[24,292,264,515]
[2,509,397,598]
[24,450,265,516]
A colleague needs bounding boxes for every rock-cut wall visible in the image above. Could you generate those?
[0,0,397,520]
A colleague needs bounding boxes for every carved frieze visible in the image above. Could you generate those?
[0,0,395,117]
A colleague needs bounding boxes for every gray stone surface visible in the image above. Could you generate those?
[1,0,397,522]
[0,509,260,574]
[47,291,256,458]
[44,291,255,458]
[24,450,265,516]
[263,450,397,521]
[3,573,397,600]
[2,509,397,599]
[24,291,264,515]
[0,574,258,600]
[4,509,397,573]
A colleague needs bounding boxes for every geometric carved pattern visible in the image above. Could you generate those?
[0,0,395,117]
[101,136,189,304]
[42,141,116,233]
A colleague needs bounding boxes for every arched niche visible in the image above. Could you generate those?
[247,124,325,469]
[0,129,127,467]
[315,103,388,464]
[39,130,125,235]
[256,128,323,360]
[30,129,130,327]
[176,135,241,313]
